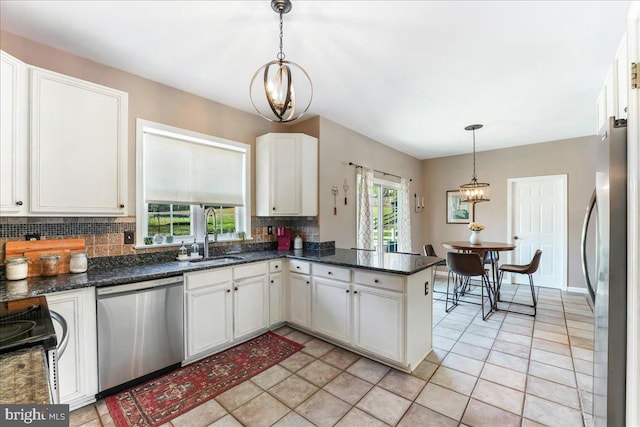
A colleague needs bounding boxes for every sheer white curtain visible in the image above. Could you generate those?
[357,168,374,250]
[398,177,412,252]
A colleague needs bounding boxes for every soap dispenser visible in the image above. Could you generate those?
[190,239,200,257]
[178,241,188,259]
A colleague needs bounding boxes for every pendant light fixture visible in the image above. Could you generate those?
[250,0,312,123]
[459,124,491,203]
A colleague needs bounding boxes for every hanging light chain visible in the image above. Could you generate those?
[472,128,477,180]
[277,11,285,62]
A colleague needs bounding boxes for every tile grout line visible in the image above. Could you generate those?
[80,280,594,427]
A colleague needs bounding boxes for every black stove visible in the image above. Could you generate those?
[0,296,58,354]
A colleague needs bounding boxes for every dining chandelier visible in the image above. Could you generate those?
[249,0,313,123]
[459,124,491,203]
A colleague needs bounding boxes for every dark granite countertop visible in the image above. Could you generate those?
[0,249,441,302]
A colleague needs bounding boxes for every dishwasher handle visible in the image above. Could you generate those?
[50,310,69,359]
[97,276,183,296]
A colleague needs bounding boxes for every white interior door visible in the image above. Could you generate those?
[507,175,567,289]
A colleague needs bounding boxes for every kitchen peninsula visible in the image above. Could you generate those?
[1,249,440,400]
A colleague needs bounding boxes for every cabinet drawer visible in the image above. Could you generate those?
[234,262,267,280]
[353,270,404,292]
[185,268,232,291]
[289,259,310,275]
[269,260,283,273]
[313,263,351,282]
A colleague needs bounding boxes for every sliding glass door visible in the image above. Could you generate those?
[371,181,399,252]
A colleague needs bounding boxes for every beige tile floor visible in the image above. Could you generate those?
[70,278,594,427]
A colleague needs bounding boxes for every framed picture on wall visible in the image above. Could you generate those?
[446,190,474,224]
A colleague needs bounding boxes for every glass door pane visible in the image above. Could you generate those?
[382,187,398,252]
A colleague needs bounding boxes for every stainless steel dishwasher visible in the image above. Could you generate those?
[97,276,183,394]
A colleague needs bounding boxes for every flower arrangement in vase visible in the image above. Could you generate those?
[468,222,485,244]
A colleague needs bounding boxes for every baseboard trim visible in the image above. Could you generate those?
[566,286,588,294]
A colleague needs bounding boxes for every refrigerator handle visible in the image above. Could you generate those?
[581,189,596,303]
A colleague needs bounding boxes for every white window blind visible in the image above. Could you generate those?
[143,133,245,206]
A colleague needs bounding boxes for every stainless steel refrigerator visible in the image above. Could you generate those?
[581,116,627,426]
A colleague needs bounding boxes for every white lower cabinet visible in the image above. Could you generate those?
[233,274,268,339]
[286,263,432,371]
[184,269,233,360]
[312,264,351,343]
[45,287,97,411]
[288,272,312,329]
[352,284,404,362]
[184,262,268,363]
[269,270,284,326]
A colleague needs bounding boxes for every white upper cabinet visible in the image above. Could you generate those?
[30,67,128,215]
[597,36,629,132]
[256,133,318,216]
[0,51,28,215]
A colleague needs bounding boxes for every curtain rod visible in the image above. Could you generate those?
[348,162,412,182]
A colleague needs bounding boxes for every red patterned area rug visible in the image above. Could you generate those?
[106,331,303,427]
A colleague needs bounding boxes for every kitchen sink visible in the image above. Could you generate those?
[189,255,245,264]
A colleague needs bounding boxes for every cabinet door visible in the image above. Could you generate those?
[0,51,27,215]
[269,272,284,326]
[288,273,312,329]
[30,67,128,215]
[256,133,318,216]
[353,285,404,363]
[615,37,628,120]
[46,288,97,411]
[233,275,269,339]
[271,134,300,215]
[313,277,350,343]
[185,282,232,358]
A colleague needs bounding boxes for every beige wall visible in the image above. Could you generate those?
[310,117,424,251]
[1,30,596,276]
[0,30,280,216]
[1,31,426,252]
[422,135,598,288]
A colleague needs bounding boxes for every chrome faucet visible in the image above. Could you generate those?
[203,207,217,258]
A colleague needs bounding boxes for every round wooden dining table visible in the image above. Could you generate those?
[441,241,516,309]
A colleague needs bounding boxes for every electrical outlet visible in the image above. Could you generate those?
[25,233,40,241]
[124,231,135,244]
[267,226,273,235]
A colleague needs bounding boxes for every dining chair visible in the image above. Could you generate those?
[446,252,494,320]
[424,244,448,289]
[496,250,542,316]
[482,250,500,293]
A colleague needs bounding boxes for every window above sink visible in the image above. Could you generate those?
[135,119,251,248]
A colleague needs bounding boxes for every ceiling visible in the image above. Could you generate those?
[0,1,629,159]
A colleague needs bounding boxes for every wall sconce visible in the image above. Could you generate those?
[414,193,424,213]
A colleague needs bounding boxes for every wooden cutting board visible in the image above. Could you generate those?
[5,239,86,277]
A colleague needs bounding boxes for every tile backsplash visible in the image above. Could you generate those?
[0,216,320,262]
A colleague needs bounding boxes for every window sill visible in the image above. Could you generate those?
[134,236,253,251]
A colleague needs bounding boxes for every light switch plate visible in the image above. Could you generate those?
[124,231,134,244]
